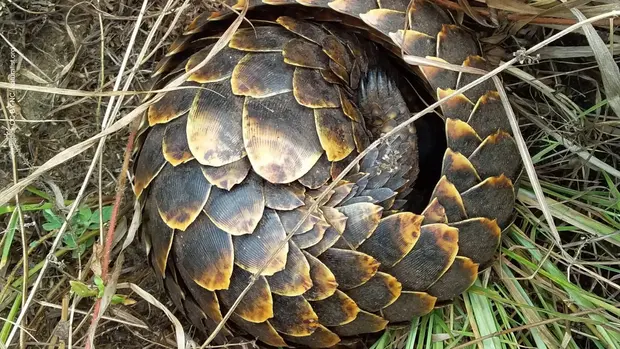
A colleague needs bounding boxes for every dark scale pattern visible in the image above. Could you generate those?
[134,0,522,347]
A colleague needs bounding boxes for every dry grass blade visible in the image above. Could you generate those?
[567,7,620,117]
[493,77,567,263]
[122,200,142,251]
[0,81,182,97]
[536,43,620,59]
[123,283,187,348]
[486,0,542,15]
[507,67,620,179]
[36,301,148,329]
[518,189,620,247]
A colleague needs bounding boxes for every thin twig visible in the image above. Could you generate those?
[83,123,138,349]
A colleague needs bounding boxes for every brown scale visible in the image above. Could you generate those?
[134,0,522,347]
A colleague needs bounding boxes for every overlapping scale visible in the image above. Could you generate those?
[390,30,436,57]
[305,227,342,257]
[173,213,233,291]
[320,206,348,234]
[144,199,173,277]
[152,161,212,231]
[322,36,352,70]
[134,125,166,197]
[441,149,480,192]
[314,108,356,161]
[277,16,329,44]
[360,9,406,36]
[148,82,199,125]
[243,92,323,183]
[386,223,458,291]
[378,0,409,11]
[407,0,451,37]
[292,220,330,248]
[329,59,350,85]
[457,56,495,101]
[336,202,383,248]
[303,251,338,301]
[381,291,436,322]
[175,263,224,321]
[318,248,380,289]
[278,201,322,235]
[186,46,246,83]
[281,325,340,348]
[204,172,264,236]
[311,290,359,326]
[469,131,520,183]
[230,26,296,52]
[324,182,355,207]
[358,212,423,268]
[418,57,458,92]
[294,68,341,108]
[299,154,332,189]
[329,0,377,19]
[360,187,397,204]
[163,271,185,312]
[187,79,245,167]
[468,91,512,138]
[339,89,363,122]
[162,114,193,166]
[461,175,515,229]
[271,294,320,336]
[284,39,330,69]
[345,272,401,312]
[264,181,305,210]
[233,209,289,275]
[331,310,387,337]
[201,157,251,191]
[451,218,500,265]
[427,256,478,301]
[429,176,467,223]
[218,267,273,323]
[445,118,482,157]
[321,69,343,85]
[231,52,294,97]
[230,314,286,347]
[182,298,209,334]
[436,25,479,65]
[266,241,312,296]
[437,89,474,122]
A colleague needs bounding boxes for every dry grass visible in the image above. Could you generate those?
[0,0,619,348]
